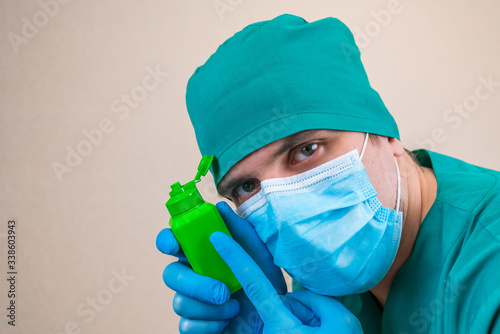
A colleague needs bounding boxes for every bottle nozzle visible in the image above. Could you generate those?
[166,155,214,216]
[170,182,182,191]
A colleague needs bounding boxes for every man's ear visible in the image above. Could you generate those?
[388,137,405,157]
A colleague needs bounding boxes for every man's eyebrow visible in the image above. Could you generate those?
[217,129,326,197]
[271,129,324,160]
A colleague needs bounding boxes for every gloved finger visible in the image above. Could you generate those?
[179,317,229,334]
[210,231,301,329]
[286,291,362,332]
[156,228,187,260]
[280,295,320,327]
[216,201,287,294]
[163,261,231,305]
[173,292,240,320]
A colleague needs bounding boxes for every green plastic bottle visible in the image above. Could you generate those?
[166,155,242,294]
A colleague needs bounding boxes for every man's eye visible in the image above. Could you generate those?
[292,143,318,163]
[234,181,256,198]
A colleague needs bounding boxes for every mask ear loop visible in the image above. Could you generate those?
[395,157,401,213]
[360,132,401,213]
[359,133,369,161]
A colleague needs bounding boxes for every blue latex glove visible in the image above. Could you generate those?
[157,201,295,333]
[210,231,364,334]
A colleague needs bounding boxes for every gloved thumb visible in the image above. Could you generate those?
[210,231,301,330]
[216,201,287,294]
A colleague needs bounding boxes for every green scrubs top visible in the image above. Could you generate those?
[293,149,500,333]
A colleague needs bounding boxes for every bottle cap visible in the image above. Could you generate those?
[166,155,214,216]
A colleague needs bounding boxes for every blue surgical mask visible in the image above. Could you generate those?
[235,133,403,296]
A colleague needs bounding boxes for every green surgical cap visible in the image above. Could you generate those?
[186,13,399,188]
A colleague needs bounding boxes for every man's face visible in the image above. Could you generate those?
[217,129,403,212]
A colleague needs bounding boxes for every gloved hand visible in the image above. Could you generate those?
[156,201,289,333]
[210,231,364,334]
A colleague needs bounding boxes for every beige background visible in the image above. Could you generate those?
[0,0,499,333]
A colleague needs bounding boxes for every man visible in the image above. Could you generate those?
[156,14,500,333]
